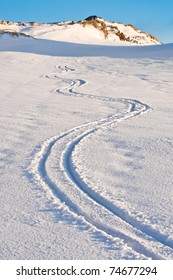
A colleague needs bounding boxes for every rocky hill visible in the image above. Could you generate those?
[0,16,160,45]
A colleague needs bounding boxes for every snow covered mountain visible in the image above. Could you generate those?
[0,16,160,45]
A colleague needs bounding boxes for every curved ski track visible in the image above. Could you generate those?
[30,65,173,260]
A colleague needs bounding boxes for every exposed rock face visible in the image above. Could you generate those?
[85,15,103,21]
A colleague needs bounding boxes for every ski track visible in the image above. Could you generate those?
[30,65,173,260]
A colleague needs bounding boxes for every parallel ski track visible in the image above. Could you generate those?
[30,65,173,259]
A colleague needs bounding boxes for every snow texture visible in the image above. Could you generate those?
[0,24,173,260]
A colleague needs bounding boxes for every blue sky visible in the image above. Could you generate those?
[0,0,172,43]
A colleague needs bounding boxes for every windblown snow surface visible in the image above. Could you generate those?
[0,35,173,260]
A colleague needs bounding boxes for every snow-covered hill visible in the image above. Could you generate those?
[0,16,160,45]
[1,15,173,261]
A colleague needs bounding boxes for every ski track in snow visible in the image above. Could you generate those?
[30,65,173,259]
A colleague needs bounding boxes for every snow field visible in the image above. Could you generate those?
[0,37,173,259]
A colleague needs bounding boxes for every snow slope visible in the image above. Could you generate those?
[0,33,173,260]
[0,16,160,45]
[0,35,172,58]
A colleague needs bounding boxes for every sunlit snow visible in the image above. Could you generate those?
[0,22,173,260]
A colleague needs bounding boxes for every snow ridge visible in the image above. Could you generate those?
[0,16,160,45]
